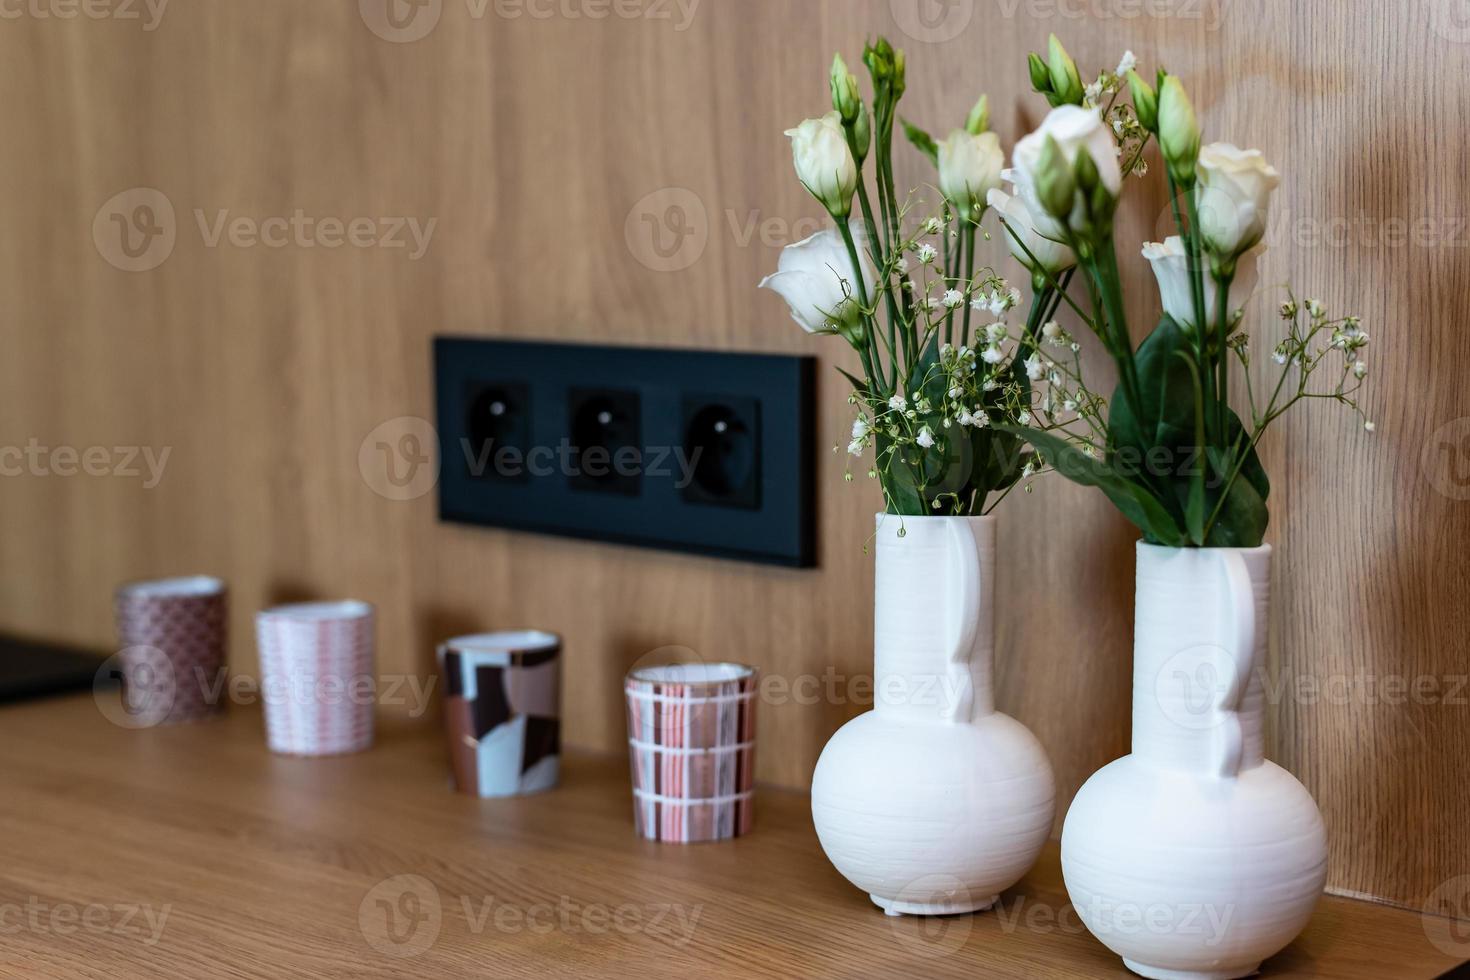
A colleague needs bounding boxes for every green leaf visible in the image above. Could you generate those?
[901,117,938,166]
[999,425,1186,546]
[835,366,868,395]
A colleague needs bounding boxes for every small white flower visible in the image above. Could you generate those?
[948,385,963,399]
[1116,50,1137,77]
[942,289,964,309]
[986,322,1008,343]
[1364,420,1376,432]
[1024,353,1045,381]
[1018,410,1033,425]
[1353,360,1367,379]
[981,345,1005,364]
[846,438,865,455]
[917,243,938,265]
[972,409,991,427]
[970,296,988,312]
[1008,287,1021,306]
[923,217,943,235]
[1070,342,1080,352]
[957,409,973,426]
[851,416,870,440]
[1022,462,1036,478]
[1063,398,1078,412]
[888,394,907,411]
[1084,80,1103,106]
[895,256,910,274]
[1041,320,1062,341]
[1272,349,1288,365]
[916,426,936,449]
[1080,443,1097,458]
[982,378,998,391]
[923,295,940,311]
[985,291,1007,316]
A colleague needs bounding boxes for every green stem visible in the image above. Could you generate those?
[838,220,882,392]
[960,220,978,350]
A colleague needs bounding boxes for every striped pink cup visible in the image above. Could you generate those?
[113,576,228,726]
[624,663,757,843]
[256,601,375,757]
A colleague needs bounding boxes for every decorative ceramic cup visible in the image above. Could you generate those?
[624,663,758,843]
[255,601,375,757]
[113,576,228,726]
[438,631,562,797]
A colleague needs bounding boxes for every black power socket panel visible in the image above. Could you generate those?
[434,338,815,567]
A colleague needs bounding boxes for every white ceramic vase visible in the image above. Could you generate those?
[810,514,1056,916]
[1061,543,1328,979]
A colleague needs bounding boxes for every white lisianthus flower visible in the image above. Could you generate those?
[759,226,876,335]
[1141,236,1265,333]
[1011,106,1123,239]
[937,129,1004,223]
[784,112,857,218]
[1024,353,1045,381]
[916,426,936,449]
[1197,143,1281,258]
[987,184,1077,276]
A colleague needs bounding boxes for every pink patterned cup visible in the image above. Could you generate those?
[624,663,757,843]
[255,601,375,757]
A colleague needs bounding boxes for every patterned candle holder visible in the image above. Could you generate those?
[624,663,758,843]
[438,631,561,798]
[255,601,375,757]
[113,576,228,726]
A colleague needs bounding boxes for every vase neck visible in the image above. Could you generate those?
[872,515,995,724]
[1131,544,1271,777]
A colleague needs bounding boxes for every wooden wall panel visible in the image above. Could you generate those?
[0,0,1464,914]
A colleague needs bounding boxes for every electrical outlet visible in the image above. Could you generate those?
[681,394,759,509]
[434,338,815,567]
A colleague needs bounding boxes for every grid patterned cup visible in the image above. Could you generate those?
[438,631,562,798]
[113,576,228,726]
[255,601,375,757]
[624,663,757,843]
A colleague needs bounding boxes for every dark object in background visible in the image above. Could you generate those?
[435,338,816,567]
[0,634,111,704]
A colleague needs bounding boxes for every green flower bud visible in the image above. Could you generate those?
[965,94,989,135]
[1073,144,1100,193]
[1126,69,1158,132]
[892,48,906,97]
[830,53,861,123]
[852,103,871,165]
[1027,52,1051,94]
[865,37,895,85]
[1047,34,1084,106]
[1158,75,1201,187]
[1035,134,1076,221]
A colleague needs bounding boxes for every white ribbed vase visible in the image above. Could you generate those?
[810,514,1056,916]
[1061,543,1328,979]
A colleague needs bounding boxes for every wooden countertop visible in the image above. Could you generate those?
[0,695,1461,979]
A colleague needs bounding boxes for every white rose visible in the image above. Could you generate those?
[1141,236,1265,333]
[758,226,875,334]
[1011,106,1122,239]
[987,184,1076,276]
[937,130,1004,222]
[1196,142,1281,258]
[785,112,857,218]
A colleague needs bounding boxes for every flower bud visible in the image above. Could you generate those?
[1126,69,1157,132]
[852,103,871,165]
[1035,134,1076,221]
[1158,75,1201,187]
[1047,34,1084,106]
[785,112,858,218]
[965,94,989,135]
[830,53,861,123]
[865,37,895,85]
[892,48,907,97]
[938,129,1004,224]
[1028,52,1051,94]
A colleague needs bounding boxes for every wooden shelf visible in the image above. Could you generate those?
[0,695,1460,978]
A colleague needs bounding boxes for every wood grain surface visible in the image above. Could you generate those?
[0,694,1462,979]
[0,0,1466,917]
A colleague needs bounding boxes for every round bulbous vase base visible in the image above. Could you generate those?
[1122,959,1261,980]
[870,893,998,917]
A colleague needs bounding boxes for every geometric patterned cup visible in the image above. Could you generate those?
[113,576,228,726]
[255,600,375,757]
[438,631,561,798]
[624,663,758,843]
